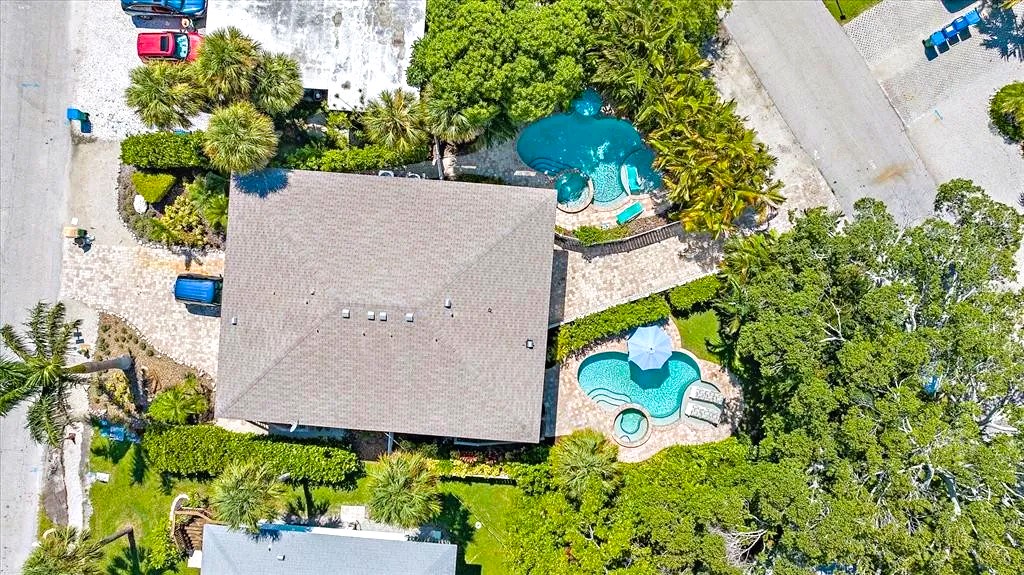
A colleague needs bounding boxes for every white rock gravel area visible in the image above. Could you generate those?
[60,242,223,377]
[69,0,150,141]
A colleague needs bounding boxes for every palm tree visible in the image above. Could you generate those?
[990,81,1024,142]
[124,62,201,130]
[422,95,483,179]
[1,302,131,446]
[23,526,104,575]
[211,460,286,533]
[193,27,261,104]
[361,89,428,156]
[146,374,208,425]
[367,452,441,528]
[718,232,776,288]
[550,429,619,500]
[203,102,278,173]
[251,52,303,115]
[187,173,230,231]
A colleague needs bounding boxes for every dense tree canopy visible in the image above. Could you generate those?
[407,0,600,140]
[507,180,1024,574]
[589,0,780,235]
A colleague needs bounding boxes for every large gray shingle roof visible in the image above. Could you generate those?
[217,170,556,442]
[200,524,457,575]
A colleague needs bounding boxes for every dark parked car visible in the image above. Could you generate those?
[173,274,222,306]
[121,0,207,18]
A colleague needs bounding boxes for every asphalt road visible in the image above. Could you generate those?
[725,0,938,224]
[0,1,73,572]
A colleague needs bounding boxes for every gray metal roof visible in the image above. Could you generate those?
[200,524,457,575]
[217,170,556,442]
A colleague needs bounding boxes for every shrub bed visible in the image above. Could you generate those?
[121,132,208,169]
[667,275,720,314]
[551,295,672,361]
[143,425,361,485]
[131,172,177,203]
[573,225,630,246]
[282,143,428,173]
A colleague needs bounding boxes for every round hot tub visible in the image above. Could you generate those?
[611,406,651,447]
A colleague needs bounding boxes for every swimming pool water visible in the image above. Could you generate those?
[516,90,660,210]
[577,351,701,426]
[613,408,649,445]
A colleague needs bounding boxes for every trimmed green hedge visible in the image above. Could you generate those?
[143,426,360,485]
[131,172,177,203]
[551,295,672,361]
[667,275,720,314]
[283,143,428,172]
[573,225,630,246]
[121,132,208,169]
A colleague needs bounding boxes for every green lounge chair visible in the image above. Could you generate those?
[622,165,642,192]
[616,202,643,225]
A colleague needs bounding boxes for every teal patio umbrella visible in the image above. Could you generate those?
[627,326,672,370]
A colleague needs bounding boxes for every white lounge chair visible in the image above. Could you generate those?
[692,388,724,404]
[685,402,721,425]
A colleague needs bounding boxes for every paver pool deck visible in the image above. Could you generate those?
[546,320,741,463]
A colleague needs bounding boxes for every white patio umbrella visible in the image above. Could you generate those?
[627,325,672,370]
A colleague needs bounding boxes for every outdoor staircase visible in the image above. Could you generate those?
[173,507,215,553]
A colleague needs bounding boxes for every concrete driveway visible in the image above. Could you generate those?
[0,1,73,572]
[844,0,1024,211]
[725,0,938,225]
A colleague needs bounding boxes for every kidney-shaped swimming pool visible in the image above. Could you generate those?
[577,351,701,426]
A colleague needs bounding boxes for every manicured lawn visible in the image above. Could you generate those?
[89,436,516,574]
[673,310,723,364]
[822,0,881,23]
[440,481,519,575]
[89,432,205,575]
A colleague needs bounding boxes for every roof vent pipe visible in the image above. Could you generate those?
[444,298,452,308]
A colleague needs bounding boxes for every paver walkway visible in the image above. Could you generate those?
[61,243,223,377]
[725,0,937,225]
[550,231,722,326]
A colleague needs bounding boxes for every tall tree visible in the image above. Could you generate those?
[251,52,304,116]
[22,526,105,575]
[361,89,428,156]
[550,429,619,501]
[211,460,286,533]
[193,26,261,104]
[367,452,441,528]
[1,302,131,446]
[990,81,1024,143]
[408,0,599,140]
[718,180,1024,572]
[124,62,201,130]
[203,102,278,173]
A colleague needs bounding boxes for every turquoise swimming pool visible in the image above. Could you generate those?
[516,89,660,210]
[578,351,700,426]
[612,407,650,446]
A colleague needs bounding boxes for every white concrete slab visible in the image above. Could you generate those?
[206,0,426,110]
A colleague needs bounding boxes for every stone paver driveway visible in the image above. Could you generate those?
[61,243,223,377]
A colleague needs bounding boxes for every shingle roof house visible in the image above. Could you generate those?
[200,524,457,575]
[217,170,556,443]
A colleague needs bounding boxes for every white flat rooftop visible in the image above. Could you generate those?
[206,0,426,110]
